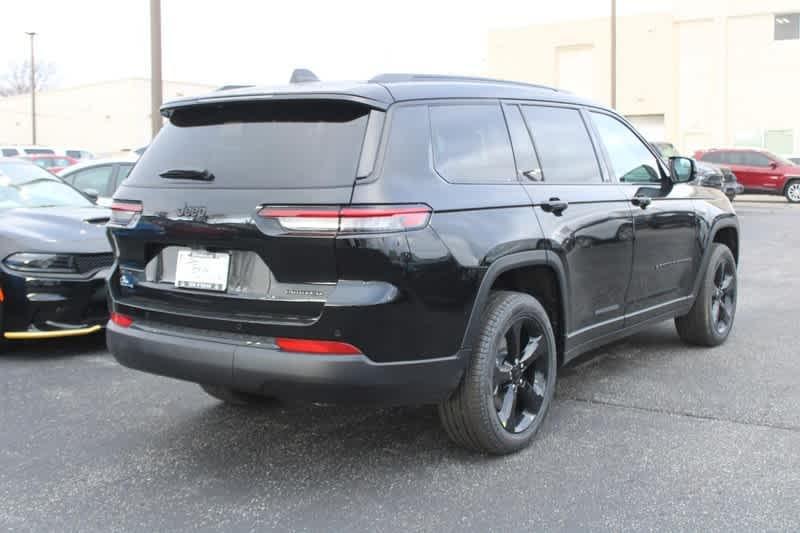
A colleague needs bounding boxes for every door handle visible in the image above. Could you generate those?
[631,195,652,209]
[540,197,568,215]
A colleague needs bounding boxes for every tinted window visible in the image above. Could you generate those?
[71,165,115,195]
[130,100,371,189]
[430,104,516,182]
[118,163,135,179]
[23,148,55,154]
[521,106,601,184]
[1,148,19,157]
[591,112,661,183]
[0,161,91,209]
[66,150,82,158]
[744,152,772,167]
[700,152,722,164]
[503,104,541,180]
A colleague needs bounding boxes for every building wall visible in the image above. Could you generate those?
[488,0,800,155]
[0,79,215,155]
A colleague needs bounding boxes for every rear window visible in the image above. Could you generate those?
[2,148,19,157]
[23,148,55,154]
[128,100,372,189]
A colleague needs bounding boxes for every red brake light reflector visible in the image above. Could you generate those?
[258,205,431,233]
[275,337,362,355]
[109,201,143,228]
[110,312,134,328]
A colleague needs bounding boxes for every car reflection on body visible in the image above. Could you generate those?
[0,159,112,347]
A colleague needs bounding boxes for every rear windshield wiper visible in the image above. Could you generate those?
[159,168,215,181]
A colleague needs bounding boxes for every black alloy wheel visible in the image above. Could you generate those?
[675,243,737,346]
[492,318,549,434]
[710,257,736,336]
[439,291,557,455]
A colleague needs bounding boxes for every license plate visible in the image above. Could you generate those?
[174,249,230,292]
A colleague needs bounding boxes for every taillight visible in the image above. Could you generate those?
[275,337,362,355]
[109,200,143,228]
[258,205,431,234]
[110,312,134,328]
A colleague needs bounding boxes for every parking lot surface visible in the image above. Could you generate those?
[1,204,799,532]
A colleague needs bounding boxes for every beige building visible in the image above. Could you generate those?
[488,0,800,156]
[0,78,216,155]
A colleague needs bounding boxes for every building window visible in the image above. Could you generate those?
[774,13,799,41]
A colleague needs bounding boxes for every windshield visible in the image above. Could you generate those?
[771,154,797,167]
[0,161,92,210]
[653,143,680,158]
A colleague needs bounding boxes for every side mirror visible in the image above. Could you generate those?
[83,188,100,202]
[669,156,696,183]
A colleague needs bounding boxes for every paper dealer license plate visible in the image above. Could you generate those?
[174,249,230,292]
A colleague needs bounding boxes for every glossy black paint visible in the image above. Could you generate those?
[0,206,112,333]
[107,77,738,405]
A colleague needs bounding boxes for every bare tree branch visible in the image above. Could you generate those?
[0,61,56,97]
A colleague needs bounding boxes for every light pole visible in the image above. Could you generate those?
[25,31,37,145]
[610,0,617,109]
[150,0,163,138]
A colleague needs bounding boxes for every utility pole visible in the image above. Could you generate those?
[25,32,37,145]
[610,0,617,109]
[150,0,163,138]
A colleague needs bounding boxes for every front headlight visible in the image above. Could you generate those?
[697,173,722,186]
[3,252,77,273]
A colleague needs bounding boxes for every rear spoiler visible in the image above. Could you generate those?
[160,92,391,117]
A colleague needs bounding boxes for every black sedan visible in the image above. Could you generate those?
[0,159,112,345]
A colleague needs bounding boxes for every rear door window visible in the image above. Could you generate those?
[744,152,772,167]
[71,165,115,195]
[129,100,372,189]
[521,105,602,184]
[1,148,19,157]
[429,104,516,183]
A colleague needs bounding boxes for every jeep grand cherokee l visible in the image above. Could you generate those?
[106,73,739,455]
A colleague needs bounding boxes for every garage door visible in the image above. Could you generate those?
[626,114,666,143]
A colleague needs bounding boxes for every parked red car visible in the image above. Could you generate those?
[694,148,800,203]
[19,154,78,174]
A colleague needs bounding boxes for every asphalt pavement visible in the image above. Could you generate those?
[1,202,799,532]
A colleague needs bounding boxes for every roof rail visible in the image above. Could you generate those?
[215,85,254,91]
[368,73,559,92]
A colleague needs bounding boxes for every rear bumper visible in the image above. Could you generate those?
[107,321,466,406]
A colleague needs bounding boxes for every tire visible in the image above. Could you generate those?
[199,384,275,406]
[784,179,800,203]
[675,243,737,346]
[438,291,558,455]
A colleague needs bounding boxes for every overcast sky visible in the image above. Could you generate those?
[3,0,669,88]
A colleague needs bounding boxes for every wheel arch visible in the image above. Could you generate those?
[782,177,800,199]
[460,251,569,365]
[691,217,740,299]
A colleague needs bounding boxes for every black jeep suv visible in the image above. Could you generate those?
[106,73,739,454]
